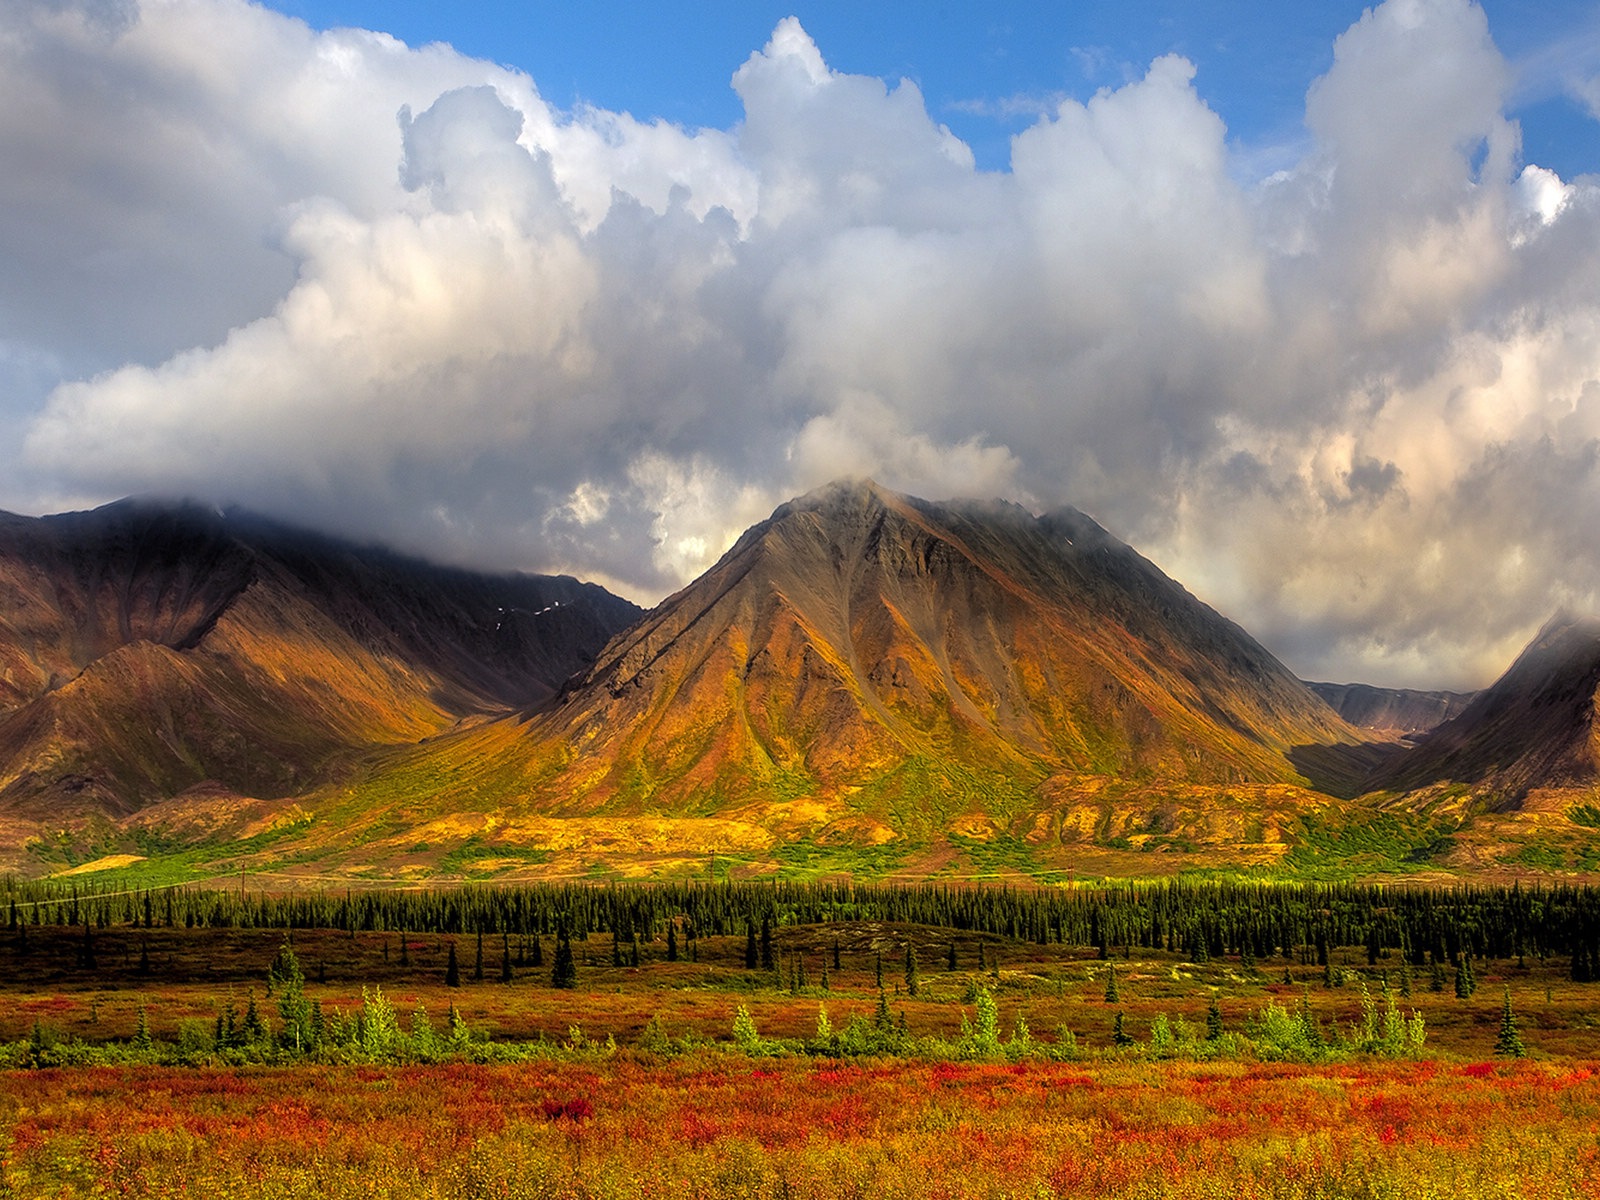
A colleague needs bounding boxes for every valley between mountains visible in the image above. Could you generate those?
[3,481,1599,886]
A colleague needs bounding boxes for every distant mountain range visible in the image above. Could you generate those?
[1306,682,1477,741]
[2,484,1597,883]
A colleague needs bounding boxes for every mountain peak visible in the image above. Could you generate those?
[777,477,901,518]
[1529,608,1600,653]
[1368,608,1600,801]
[505,480,1358,830]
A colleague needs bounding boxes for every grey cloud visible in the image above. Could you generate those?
[7,0,1600,690]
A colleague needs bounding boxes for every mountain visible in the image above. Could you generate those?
[335,480,1363,865]
[0,499,640,832]
[1306,682,1477,740]
[1369,612,1600,805]
[15,483,1599,885]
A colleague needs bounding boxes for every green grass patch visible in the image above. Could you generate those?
[947,832,1075,884]
[25,815,321,891]
[1282,810,1460,879]
[1511,843,1567,870]
[848,756,1044,840]
[433,839,552,878]
[771,840,911,882]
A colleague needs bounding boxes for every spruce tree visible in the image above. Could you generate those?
[832,937,841,972]
[530,936,544,968]
[552,926,578,989]
[242,988,268,1045]
[1206,993,1223,1041]
[947,941,958,971]
[1112,1011,1134,1048]
[760,916,773,970]
[1494,987,1526,1057]
[445,942,461,988]
[904,944,920,997]
[1104,964,1120,1004]
[667,923,678,962]
[744,923,758,970]
[500,932,513,983]
[270,938,310,1049]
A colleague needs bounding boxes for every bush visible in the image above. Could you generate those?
[1249,996,1330,1062]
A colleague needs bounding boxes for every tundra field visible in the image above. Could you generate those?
[3,879,1600,1197]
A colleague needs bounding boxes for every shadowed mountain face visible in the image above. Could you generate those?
[1367,613,1600,805]
[1306,682,1477,740]
[0,500,640,820]
[409,481,1361,835]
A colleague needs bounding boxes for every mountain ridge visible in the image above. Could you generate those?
[3,483,1600,884]
[1307,681,1478,740]
[1366,611,1600,804]
[0,498,641,827]
[359,479,1364,851]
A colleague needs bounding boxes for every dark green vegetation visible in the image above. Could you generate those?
[5,875,1600,1068]
[12,875,1600,967]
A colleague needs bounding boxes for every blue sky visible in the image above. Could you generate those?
[271,1,1600,176]
[5,0,1600,688]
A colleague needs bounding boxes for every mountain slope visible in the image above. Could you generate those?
[0,499,640,824]
[351,481,1362,853]
[1370,613,1600,804]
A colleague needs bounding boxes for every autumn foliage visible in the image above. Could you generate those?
[3,1057,1599,1198]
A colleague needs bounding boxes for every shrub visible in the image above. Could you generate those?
[732,1005,761,1052]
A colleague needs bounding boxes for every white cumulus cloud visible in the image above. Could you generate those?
[5,0,1600,689]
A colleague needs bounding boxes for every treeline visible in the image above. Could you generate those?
[5,876,1600,977]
